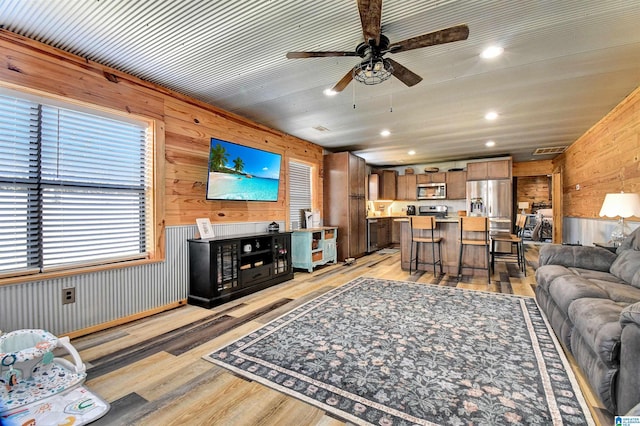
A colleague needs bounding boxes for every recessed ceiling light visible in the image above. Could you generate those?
[380,129,391,137]
[480,46,504,59]
[408,150,416,155]
[484,111,499,121]
[323,88,337,96]
[485,140,496,147]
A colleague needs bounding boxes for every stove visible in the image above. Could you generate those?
[418,205,448,218]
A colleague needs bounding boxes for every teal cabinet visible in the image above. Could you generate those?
[292,227,338,272]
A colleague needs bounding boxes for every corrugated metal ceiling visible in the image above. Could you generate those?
[1,0,639,165]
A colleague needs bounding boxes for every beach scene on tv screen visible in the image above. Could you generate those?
[207,139,281,201]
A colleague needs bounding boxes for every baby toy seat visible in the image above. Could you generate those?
[1,329,108,426]
[0,329,85,384]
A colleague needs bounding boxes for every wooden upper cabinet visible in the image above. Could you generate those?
[371,169,397,200]
[446,171,467,199]
[368,173,379,200]
[466,159,512,180]
[396,174,417,201]
[417,172,446,184]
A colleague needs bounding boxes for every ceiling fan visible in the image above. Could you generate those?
[286,0,469,93]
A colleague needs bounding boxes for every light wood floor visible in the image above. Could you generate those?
[70,245,612,425]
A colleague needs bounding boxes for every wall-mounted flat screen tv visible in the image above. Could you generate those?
[206,138,282,201]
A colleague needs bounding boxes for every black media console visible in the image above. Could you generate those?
[187,231,293,308]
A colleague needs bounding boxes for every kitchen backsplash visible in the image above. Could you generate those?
[369,199,467,216]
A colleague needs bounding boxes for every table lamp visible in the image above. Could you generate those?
[518,201,530,215]
[599,192,640,246]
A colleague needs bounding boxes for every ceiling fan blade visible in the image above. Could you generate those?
[331,69,356,93]
[389,24,469,53]
[386,58,422,87]
[287,51,359,59]
[357,0,382,46]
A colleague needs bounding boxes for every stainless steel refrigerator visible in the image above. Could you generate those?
[466,180,513,252]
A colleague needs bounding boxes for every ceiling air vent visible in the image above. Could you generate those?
[533,146,567,155]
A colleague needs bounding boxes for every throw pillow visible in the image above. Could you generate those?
[617,227,640,253]
[610,249,640,288]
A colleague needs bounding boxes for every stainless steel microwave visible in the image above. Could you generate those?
[417,183,446,199]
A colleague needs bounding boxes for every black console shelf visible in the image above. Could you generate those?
[188,231,293,308]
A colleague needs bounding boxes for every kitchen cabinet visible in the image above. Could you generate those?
[417,172,446,183]
[396,174,417,201]
[368,173,379,200]
[324,152,367,261]
[446,170,467,199]
[291,227,337,272]
[378,218,391,248]
[391,219,401,245]
[466,159,512,180]
[371,169,397,200]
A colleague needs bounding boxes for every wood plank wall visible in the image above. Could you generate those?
[555,85,640,219]
[516,176,551,210]
[0,30,324,229]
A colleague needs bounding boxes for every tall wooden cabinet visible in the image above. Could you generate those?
[324,152,367,261]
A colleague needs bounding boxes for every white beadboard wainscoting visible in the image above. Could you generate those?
[563,217,639,247]
[0,221,284,336]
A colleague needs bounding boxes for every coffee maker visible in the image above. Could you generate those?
[406,205,416,215]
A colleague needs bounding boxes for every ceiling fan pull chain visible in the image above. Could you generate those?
[389,78,393,112]
[353,80,356,109]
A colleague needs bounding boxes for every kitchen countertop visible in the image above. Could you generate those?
[393,215,511,224]
[393,216,461,223]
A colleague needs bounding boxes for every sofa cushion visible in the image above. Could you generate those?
[539,245,617,271]
[535,265,574,292]
[568,267,626,283]
[591,280,640,304]
[568,298,625,367]
[610,249,640,288]
[548,274,609,312]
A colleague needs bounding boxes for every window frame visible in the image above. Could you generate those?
[0,85,165,286]
[288,159,319,229]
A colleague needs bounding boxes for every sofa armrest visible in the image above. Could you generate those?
[618,302,640,414]
[620,302,640,329]
[538,244,617,271]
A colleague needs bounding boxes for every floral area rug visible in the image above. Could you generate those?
[205,277,594,425]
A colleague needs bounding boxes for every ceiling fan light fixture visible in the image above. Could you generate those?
[353,57,393,85]
[323,88,338,96]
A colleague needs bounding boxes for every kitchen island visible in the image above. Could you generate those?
[397,217,494,277]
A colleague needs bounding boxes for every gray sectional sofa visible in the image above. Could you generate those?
[535,227,640,415]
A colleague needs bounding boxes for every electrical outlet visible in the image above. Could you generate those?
[62,287,76,305]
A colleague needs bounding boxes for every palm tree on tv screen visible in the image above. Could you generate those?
[209,143,229,172]
[232,157,245,173]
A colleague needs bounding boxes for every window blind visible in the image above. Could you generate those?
[289,161,312,229]
[0,93,149,275]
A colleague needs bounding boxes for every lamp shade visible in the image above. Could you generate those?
[599,192,640,218]
[518,201,530,209]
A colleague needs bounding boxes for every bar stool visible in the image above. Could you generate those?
[491,214,527,276]
[457,216,491,283]
[409,216,443,277]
